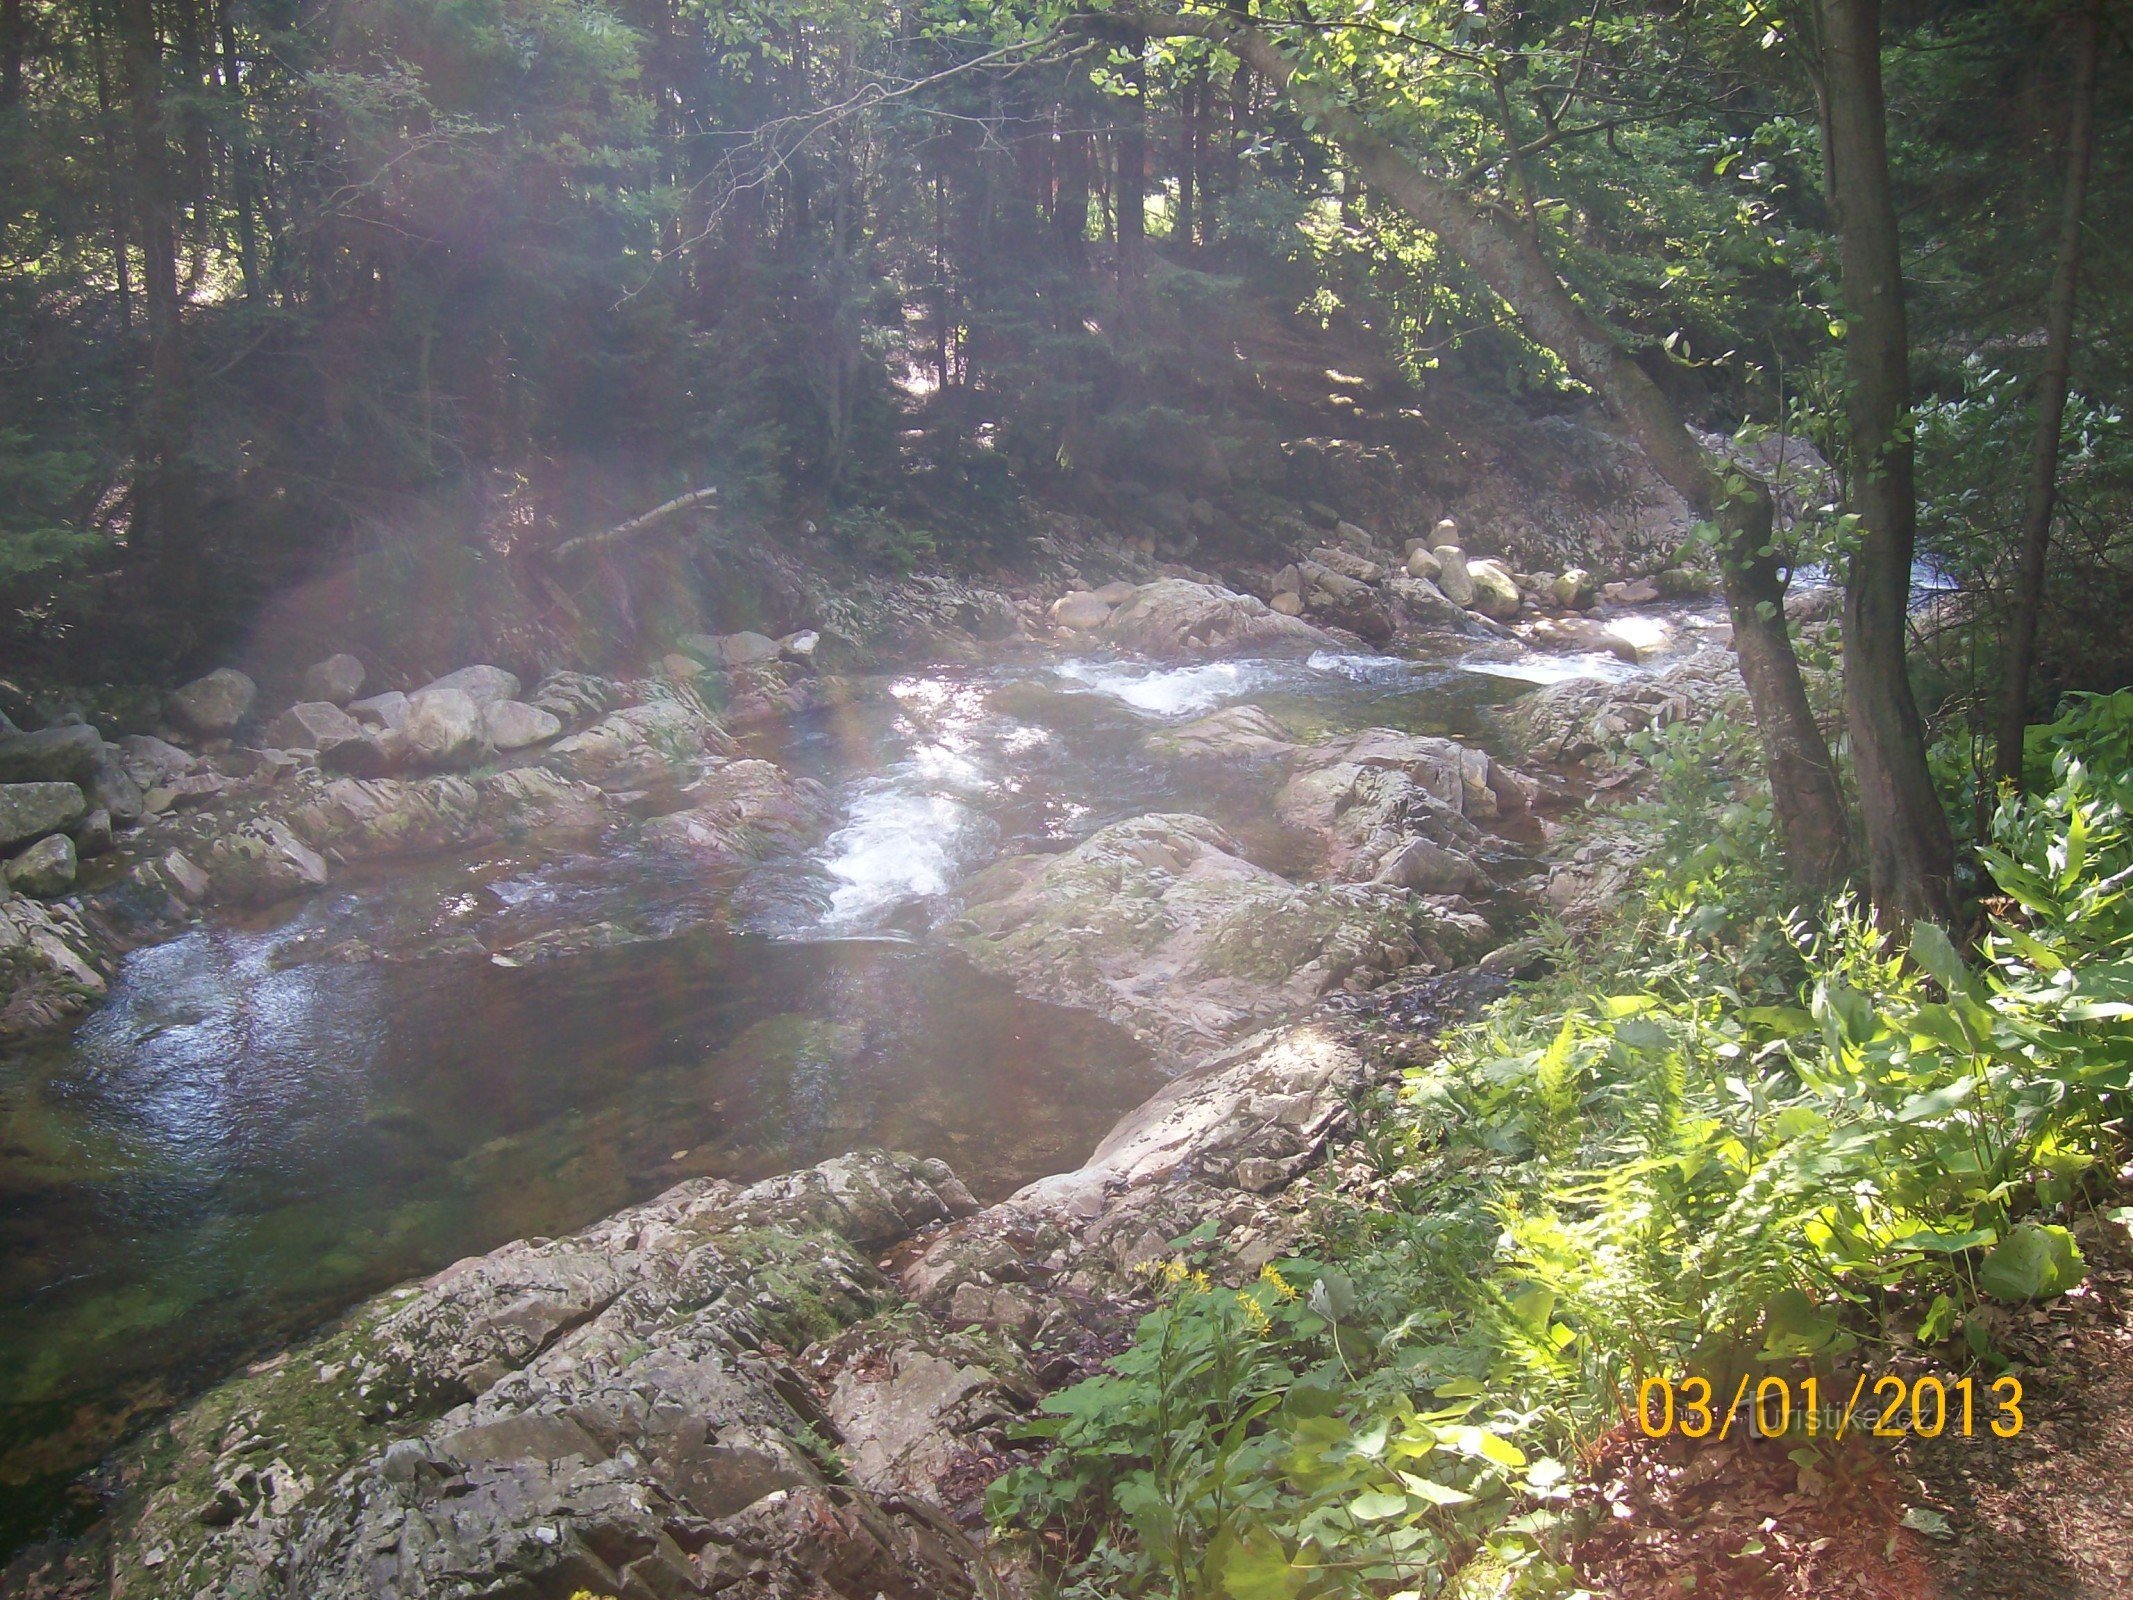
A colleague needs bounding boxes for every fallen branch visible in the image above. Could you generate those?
[550,487,717,561]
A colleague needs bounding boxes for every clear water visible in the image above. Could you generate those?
[0,630,1684,1546]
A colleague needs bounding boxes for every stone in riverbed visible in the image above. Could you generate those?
[1465,558,1522,620]
[346,690,411,730]
[0,724,102,784]
[545,696,737,788]
[0,782,86,848]
[1433,545,1475,607]
[6,833,76,896]
[318,727,405,777]
[169,667,257,735]
[1146,704,1299,763]
[1101,578,1334,658]
[680,630,781,668]
[1269,590,1305,616]
[1049,591,1114,630]
[206,817,329,905]
[1384,575,1466,630]
[115,733,194,788]
[1406,545,1442,581]
[414,664,519,708]
[401,688,482,768]
[479,699,562,751]
[1551,567,1597,608]
[1092,579,1139,605]
[71,808,114,857]
[264,700,364,753]
[300,653,366,705]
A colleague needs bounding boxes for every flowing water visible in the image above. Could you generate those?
[0,624,1711,1547]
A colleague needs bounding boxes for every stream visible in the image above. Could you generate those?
[0,625,1699,1548]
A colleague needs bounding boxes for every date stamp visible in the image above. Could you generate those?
[1634,1372,2025,1441]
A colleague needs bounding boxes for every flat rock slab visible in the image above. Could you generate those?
[0,781,86,849]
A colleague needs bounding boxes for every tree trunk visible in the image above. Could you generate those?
[1055,105,1089,266]
[1818,0,1956,925]
[2,0,24,112]
[1116,38,1147,284]
[1131,9,1854,893]
[1993,0,2101,792]
[115,0,195,583]
[1177,67,1199,248]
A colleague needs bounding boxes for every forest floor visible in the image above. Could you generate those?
[1560,1198,2133,1599]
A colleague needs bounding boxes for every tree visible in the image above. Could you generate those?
[1125,5,1854,896]
[1992,0,2102,792]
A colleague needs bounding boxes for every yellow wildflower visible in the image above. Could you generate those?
[1259,1263,1299,1301]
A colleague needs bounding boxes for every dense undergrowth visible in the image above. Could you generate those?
[991,690,2133,1600]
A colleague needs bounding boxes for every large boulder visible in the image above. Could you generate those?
[0,782,86,849]
[1406,545,1443,581]
[1433,546,1475,607]
[6,832,77,897]
[1551,567,1598,609]
[0,724,102,784]
[206,817,330,905]
[1383,575,1467,631]
[347,690,411,730]
[414,664,520,708]
[944,812,1420,1059]
[681,631,782,669]
[1049,591,1114,631]
[115,733,195,789]
[1465,557,1523,619]
[291,769,612,861]
[1145,704,1299,764]
[301,653,367,705]
[640,759,833,861]
[546,696,737,788]
[1098,579,1333,658]
[170,667,257,735]
[401,687,482,768]
[264,700,364,753]
[0,894,108,1036]
[1509,650,1743,763]
[478,699,562,751]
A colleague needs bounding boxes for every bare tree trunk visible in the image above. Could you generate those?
[1993,0,2101,792]
[1132,9,1854,893]
[1177,67,1199,248]
[1819,0,1956,926]
[1116,37,1147,285]
[116,0,195,584]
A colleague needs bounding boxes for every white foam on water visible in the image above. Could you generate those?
[1463,652,1638,686]
[819,780,975,927]
[1305,649,1409,681]
[1052,658,1277,717]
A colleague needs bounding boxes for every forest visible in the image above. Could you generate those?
[3,0,2133,1596]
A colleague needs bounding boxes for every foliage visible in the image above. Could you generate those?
[996,713,2133,1598]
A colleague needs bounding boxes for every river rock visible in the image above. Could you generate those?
[1308,545,1384,583]
[161,847,210,903]
[1657,565,1713,598]
[1277,731,1502,898]
[301,653,367,705]
[1551,567,1598,608]
[206,817,329,905]
[1466,558,1522,619]
[1433,546,1475,607]
[71,807,115,857]
[170,667,257,735]
[86,752,143,823]
[0,723,102,784]
[291,768,612,861]
[264,700,364,753]
[401,687,482,767]
[1528,615,1640,662]
[780,628,821,661]
[1509,650,1742,763]
[1601,576,1662,606]
[641,759,833,861]
[1099,579,1332,658]
[318,726,406,777]
[1092,579,1139,605]
[528,670,624,726]
[1146,704,1299,763]
[546,695,738,788]
[945,812,1418,1058]
[0,781,86,848]
[1383,575,1467,630]
[6,832,77,897]
[1049,590,1114,630]
[1406,545,1442,581]
[1269,590,1305,616]
[682,630,782,669]
[479,699,562,751]
[0,893,108,1035]
[347,689,411,730]
[415,664,520,708]
[116,733,195,788]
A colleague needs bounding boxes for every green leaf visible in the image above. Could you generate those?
[1350,1490,1410,1521]
[1222,1528,1305,1600]
[1908,922,1970,993]
[1978,1223,2087,1301]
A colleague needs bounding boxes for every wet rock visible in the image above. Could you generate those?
[529,670,624,726]
[161,849,210,903]
[1383,575,1466,631]
[546,694,738,788]
[478,699,562,752]
[1307,545,1384,583]
[1048,591,1113,630]
[0,894,108,1035]
[170,667,257,735]
[1406,545,1443,581]
[71,807,115,857]
[264,700,364,753]
[945,813,1417,1058]
[347,690,411,730]
[1465,558,1522,620]
[1269,590,1306,616]
[641,759,832,861]
[1508,651,1742,764]
[292,769,611,861]
[206,817,330,905]
[0,723,102,784]
[682,630,782,669]
[1551,567,1598,608]
[401,687,482,768]
[301,653,367,705]
[6,832,77,896]
[1433,545,1475,607]
[1098,579,1332,658]
[116,733,196,789]
[1146,705,1299,763]
[1600,576,1661,606]
[415,664,520,708]
[0,781,86,848]
[781,629,821,661]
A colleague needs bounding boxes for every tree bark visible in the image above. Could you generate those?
[1992,0,2101,792]
[1126,8,1854,893]
[1115,36,1147,284]
[2,0,24,112]
[1818,0,1956,925]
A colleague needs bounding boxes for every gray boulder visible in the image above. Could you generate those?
[415,665,520,708]
[479,699,562,751]
[264,700,364,753]
[1384,575,1467,630]
[206,817,330,905]
[1049,591,1114,631]
[6,833,77,897]
[681,630,782,668]
[0,724,102,784]
[1551,567,1598,608]
[347,690,412,730]
[85,755,143,824]
[546,697,737,788]
[1099,578,1333,658]
[319,727,406,778]
[116,733,195,788]
[170,667,257,735]
[402,688,483,768]
[301,653,367,705]
[1433,545,1475,606]
[71,808,115,858]
[1406,545,1443,581]
[1466,558,1523,620]
[0,782,86,848]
